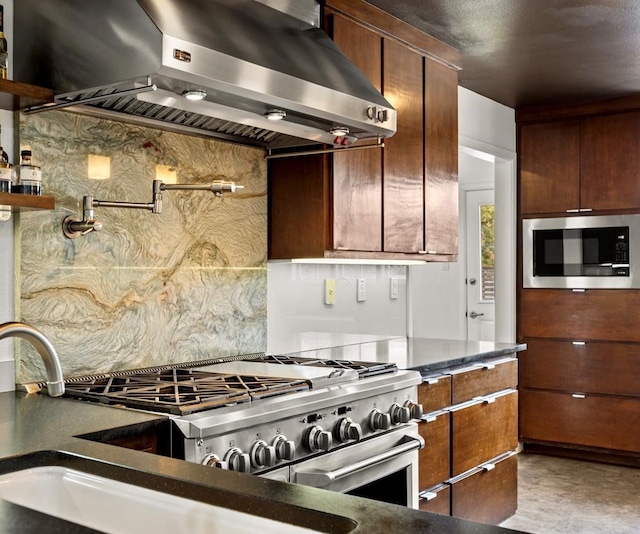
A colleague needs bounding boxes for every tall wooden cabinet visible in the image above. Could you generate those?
[268,1,461,262]
[517,98,640,466]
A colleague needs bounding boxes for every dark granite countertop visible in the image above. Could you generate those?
[0,335,527,534]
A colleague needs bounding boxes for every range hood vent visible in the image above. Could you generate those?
[14,0,396,150]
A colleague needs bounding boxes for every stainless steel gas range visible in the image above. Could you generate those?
[58,354,425,508]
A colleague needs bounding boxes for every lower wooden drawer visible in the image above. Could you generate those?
[451,390,518,477]
[520,389,640,452]
[419,483,451,515]
[418,411,450,491]
[449,358,518,405]
[451,453,518,525]
[519,338,640,397]
[418,374,452,414]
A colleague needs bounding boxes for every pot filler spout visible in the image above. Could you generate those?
[13,0,396,151]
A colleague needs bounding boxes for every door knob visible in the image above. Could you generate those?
[469,311,485,319]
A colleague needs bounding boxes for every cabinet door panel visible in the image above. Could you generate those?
[451,454,517,525]
[581,112,640,211]
[520,389,640,452]
[450,391,518,477]
[425,59,458,256]
[520,289,640,342]
[519,338,640,397]
[268,155,330,259]
[519,120,580,215]
[331,15,383,252]
[418,412,450,491]
[383,39,424,253]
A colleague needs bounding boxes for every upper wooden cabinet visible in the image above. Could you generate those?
[332,15,383,253]
[580,112,640,211]
[383,38,424,254]
[519,111,640,216]
[268,4,461,261]
[519,120,580,215]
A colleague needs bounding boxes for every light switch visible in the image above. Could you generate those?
[390,277,399,299]
[357,278,366,302]
[324,279,336,305]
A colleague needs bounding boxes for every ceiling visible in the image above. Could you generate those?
[365,0,640,109]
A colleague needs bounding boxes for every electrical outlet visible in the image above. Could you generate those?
[324,279,336,305]
[357,278,366,302]
[390,277,399,300]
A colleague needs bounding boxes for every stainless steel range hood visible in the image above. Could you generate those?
[13,0,396,150]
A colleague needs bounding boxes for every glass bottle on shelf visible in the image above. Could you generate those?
[15,149,42,195]
[0,5,7,79]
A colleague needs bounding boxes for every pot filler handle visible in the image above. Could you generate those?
[295,435,424,488]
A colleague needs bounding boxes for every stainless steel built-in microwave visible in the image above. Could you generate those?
[523,215,640,289]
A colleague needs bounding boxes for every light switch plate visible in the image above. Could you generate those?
[357,278,366,302]
[390,277,399,299]
[324,279,336,305]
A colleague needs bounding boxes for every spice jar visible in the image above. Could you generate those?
[15,150,42,195]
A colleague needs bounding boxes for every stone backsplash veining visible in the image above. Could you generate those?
[17,110,267,384]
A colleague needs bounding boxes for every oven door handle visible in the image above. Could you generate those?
[295,435,424,488]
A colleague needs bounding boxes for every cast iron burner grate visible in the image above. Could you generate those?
[248,355,398,378]
[63,368,310,415]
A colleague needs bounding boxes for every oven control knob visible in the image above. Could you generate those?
[404,400,424,420]
[390,403,411,425]
[223,447,251,473]
[250,440,277,468]
[334,417,363,443]
[303,425,333,452]
[369,409,391,431]
[201,453,228,470]
[273,435,296,461]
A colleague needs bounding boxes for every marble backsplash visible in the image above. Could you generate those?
[17,110,267,384]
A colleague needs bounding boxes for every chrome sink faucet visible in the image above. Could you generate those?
[0,322,65,397]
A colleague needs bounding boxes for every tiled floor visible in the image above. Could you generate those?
[500,453,640,534]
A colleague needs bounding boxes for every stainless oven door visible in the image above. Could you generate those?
[290,426,423,509]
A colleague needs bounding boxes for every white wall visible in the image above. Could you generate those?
[409,87,516,342]
[267,263,407,353]
[409,152,497,340]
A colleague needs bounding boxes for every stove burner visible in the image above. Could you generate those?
[64,368,310,415]
[249,355,398,378]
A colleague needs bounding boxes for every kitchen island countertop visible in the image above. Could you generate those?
[0,335,527,534]
[277,333,526,374]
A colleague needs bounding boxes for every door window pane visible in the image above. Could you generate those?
[480,204,495,301]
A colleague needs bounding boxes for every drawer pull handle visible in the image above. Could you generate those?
[572,341,586,346]
[572,393,586,399]
[482,363,496,370]
[422,415,437,423]
[481,463,496,472]
[473,396,496,405]
[424,377,439,385]
[421,492,438,501]
[572,288,586,292]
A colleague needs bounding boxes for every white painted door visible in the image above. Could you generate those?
[466,189,495,341]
